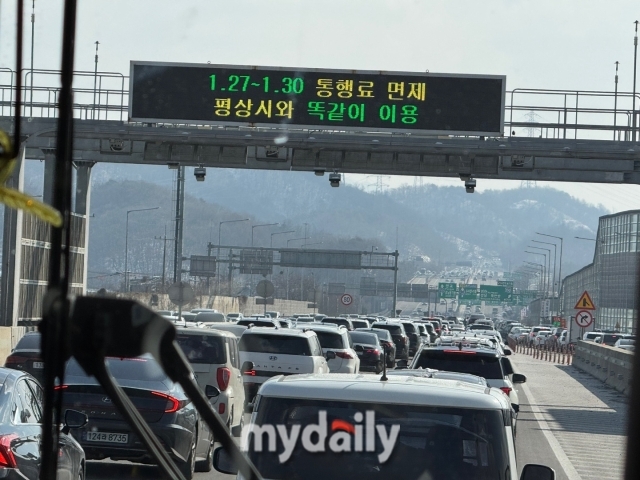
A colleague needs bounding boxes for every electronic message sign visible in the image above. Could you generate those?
[129,62,505,136]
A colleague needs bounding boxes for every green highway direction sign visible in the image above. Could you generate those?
[479,285,507,305]
[513,290,538,305]
[438,282,457,299]
[497,280,514,304]
[459,284,478,301]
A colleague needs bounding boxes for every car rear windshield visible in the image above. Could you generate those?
[239,334,312,356]
[65,356,168,382]
[349,332,379,345]
[322,319,350,328]
[237,320,275,327]
[367,329,392,341]
[249,397,509,480]
[176,333,226,364]
[351,320,370,329]
[413,351,504,379]
[401,323,417,333]
[374,324,404,336]
[15,334,40,350]
[603,334,624,345]
[313,331,345,349]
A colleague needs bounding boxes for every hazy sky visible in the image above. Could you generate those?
[1,0,639,212]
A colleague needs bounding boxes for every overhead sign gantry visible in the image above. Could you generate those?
[129,62,506,136]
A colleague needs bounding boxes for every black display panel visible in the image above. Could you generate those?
[129,62,505,135]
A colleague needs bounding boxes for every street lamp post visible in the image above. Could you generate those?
[524,261,544,296]
[217,219,249,294]
[633,20,638,142]
[271,230,295,248]
[525,252,547,295]
[124,207,159,292]
[286,237,306,300]
[535,232,564,298]
[528,246,551,296]
[252,223,279,247]
[532,240,557,297]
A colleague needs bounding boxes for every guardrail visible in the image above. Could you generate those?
[1,68,639,141]
[572,340,634,396]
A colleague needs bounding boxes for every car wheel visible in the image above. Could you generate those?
[178,437,196,480]
[195,438,213,473]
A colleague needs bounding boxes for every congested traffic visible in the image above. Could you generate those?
[1,306,559,480]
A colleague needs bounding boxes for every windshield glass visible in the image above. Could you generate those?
[349,332,380,345]
[65,356,168,382]
[249,397,510,480]
[3,1,637,478]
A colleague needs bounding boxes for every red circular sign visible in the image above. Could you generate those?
[575,310,594,328]
[340,294,353,306]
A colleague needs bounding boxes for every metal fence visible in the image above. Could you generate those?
[1,67,639,140]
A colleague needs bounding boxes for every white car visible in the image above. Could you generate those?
[583,331,604,343]
[226,313,244,322]
[213,374,554,479]
[299,325,360,373]
[614,338,635,351]
[534,331,551,346]
[175,327,245,434]
[238,327,330,404]
[528,326,551,344]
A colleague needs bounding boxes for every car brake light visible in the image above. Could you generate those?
[4,355,28,366]
[244,369,257,376]
[54,385,68,391]
[365,349,380,355]
[151,391,188,413]
[219,403,226,415]
[0,435,18,468]
[217,367,231,392]
[335,352,354,360]
[500,387,512,396]
[442,350,477,354]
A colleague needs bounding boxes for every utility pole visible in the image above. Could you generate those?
[154,226,174,291]
[614,61,619,140]
[173,166,185,283]
[92,41,99,120]
[29,0,35,116]
[392,250,399,318]
[633,21,638,142]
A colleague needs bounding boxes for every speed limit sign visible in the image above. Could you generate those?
[340,294,353,306]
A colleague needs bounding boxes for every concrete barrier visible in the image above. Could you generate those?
[573,340,634,396]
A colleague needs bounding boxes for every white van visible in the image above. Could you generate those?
[238,327,330,404]
[195,312,226,324]
[175,328,245,435]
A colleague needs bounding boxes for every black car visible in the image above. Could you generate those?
[61,355,214,479]
[320,317,355,331]
[400,321,421,355]
[368,322,409,360]
[5,332,44,383]
[237,319,277,327]
[349,331,384,373]
[356,328,397,368]
[0,367,87,480]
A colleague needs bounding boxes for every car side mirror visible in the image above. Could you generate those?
[63,409,88,435]
[503,348,512,356]
[520,464,555,480]
[205,385,221,399]
[396,359,408,369]
[213,447,238,475]
[512,373,527,384]
[326,351,336,360]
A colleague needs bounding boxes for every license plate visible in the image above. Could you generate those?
[32,362,44,369]
[84,432,128,444]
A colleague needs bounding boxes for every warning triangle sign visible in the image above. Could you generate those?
[574,291,596,310]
